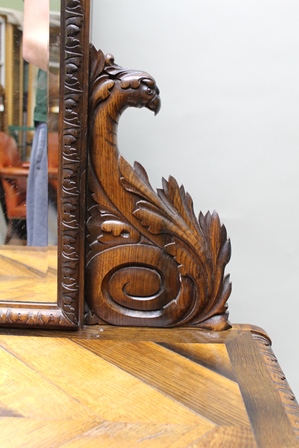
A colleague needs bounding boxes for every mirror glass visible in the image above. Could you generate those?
[0,0,60,302]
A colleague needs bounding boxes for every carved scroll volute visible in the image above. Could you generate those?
[85,46,232,331]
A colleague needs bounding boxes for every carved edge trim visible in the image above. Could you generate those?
[0,0,90,329]
[57,0,90,328]
[253,333,299,438]
[236,324,272,344]
[0,305,73,328]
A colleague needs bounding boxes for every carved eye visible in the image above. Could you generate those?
[146,87,153,95]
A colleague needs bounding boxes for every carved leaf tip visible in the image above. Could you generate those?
[161,175,178,196]
[160,176,195,214]
[199,210,229,239]
[89,45,106,84]
[132,161,151,185]
[133,201,170,234]
[119,156,157,200]
[218,239,231,265]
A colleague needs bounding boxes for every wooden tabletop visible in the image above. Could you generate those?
[0,324,298,447]
[0,246,57,303]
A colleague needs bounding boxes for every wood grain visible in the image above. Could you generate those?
[0,419,101,448]
[0,325,298,446]
[227,332,298,447]
[0,336,210,426]
[85,46,231,331]
[158,342,236,381]
[75,339,249,427]
[0,247,57,303]
[253,333,299,440]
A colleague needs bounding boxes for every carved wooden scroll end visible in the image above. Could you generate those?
[85,46,232,331]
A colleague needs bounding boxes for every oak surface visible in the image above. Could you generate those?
[0,325,298,447]
[0,246,57,303]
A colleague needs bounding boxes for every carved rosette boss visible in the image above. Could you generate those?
[85,46,232,330]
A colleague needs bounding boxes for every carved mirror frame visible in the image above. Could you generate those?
[0,0,90,329]
[0,0,232,331]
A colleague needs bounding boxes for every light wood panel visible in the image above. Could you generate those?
[75,340,249,427]
[0,246,57,302]
[0,326,298,447]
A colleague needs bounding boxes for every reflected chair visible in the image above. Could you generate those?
[0,131,59,244]
[0,131,28,243]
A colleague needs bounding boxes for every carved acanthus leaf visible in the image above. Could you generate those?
[86,46,232,330]
[119,154,232,323]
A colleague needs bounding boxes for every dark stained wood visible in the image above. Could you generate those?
[58,0,91,329]
[85,46,232,331]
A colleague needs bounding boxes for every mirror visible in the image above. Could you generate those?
[0,0,59,304]
[0,0,60,247]
[0,0,90,328]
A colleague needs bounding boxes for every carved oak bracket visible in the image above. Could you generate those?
[85,46,232,331]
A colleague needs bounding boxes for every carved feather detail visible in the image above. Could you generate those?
[85,46,232,330]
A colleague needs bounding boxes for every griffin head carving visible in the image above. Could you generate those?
[90,48,161,117]
[122,76,161,115]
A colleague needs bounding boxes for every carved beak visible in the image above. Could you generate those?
[146,94,161,115]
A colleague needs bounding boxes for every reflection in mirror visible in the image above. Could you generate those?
[0,0,60,302]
